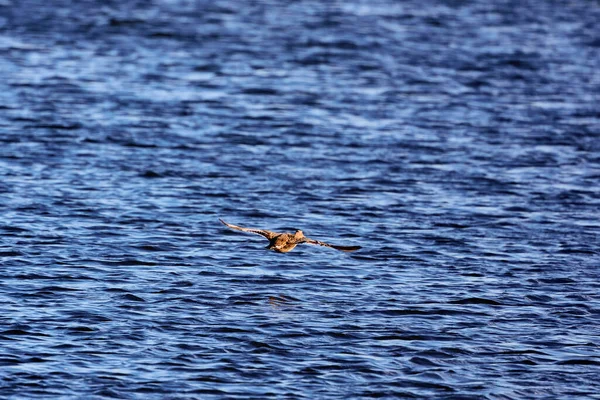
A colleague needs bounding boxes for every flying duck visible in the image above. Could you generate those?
[219,219,361,253]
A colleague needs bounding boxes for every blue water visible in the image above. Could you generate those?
[1,0,599,398]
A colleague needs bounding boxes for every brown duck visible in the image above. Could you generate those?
[219,219,361,253]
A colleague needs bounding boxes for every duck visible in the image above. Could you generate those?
[219,219,361,253]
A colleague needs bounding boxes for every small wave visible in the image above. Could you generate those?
[449,297,502,306]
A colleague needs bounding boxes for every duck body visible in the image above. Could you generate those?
[266,230,305,253]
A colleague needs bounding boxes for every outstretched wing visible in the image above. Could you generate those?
[302,237,361,252]
[219,219,278,240]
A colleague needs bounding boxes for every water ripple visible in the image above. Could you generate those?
[1,0,599,398]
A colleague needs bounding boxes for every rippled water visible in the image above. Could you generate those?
[1,0,599,398]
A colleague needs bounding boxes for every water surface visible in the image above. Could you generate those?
[1,0,599,398]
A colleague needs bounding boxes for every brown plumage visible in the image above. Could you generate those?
[219,219,361,253]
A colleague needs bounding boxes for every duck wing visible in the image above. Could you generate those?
[219,219,278,240]
[302,237,361,252]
